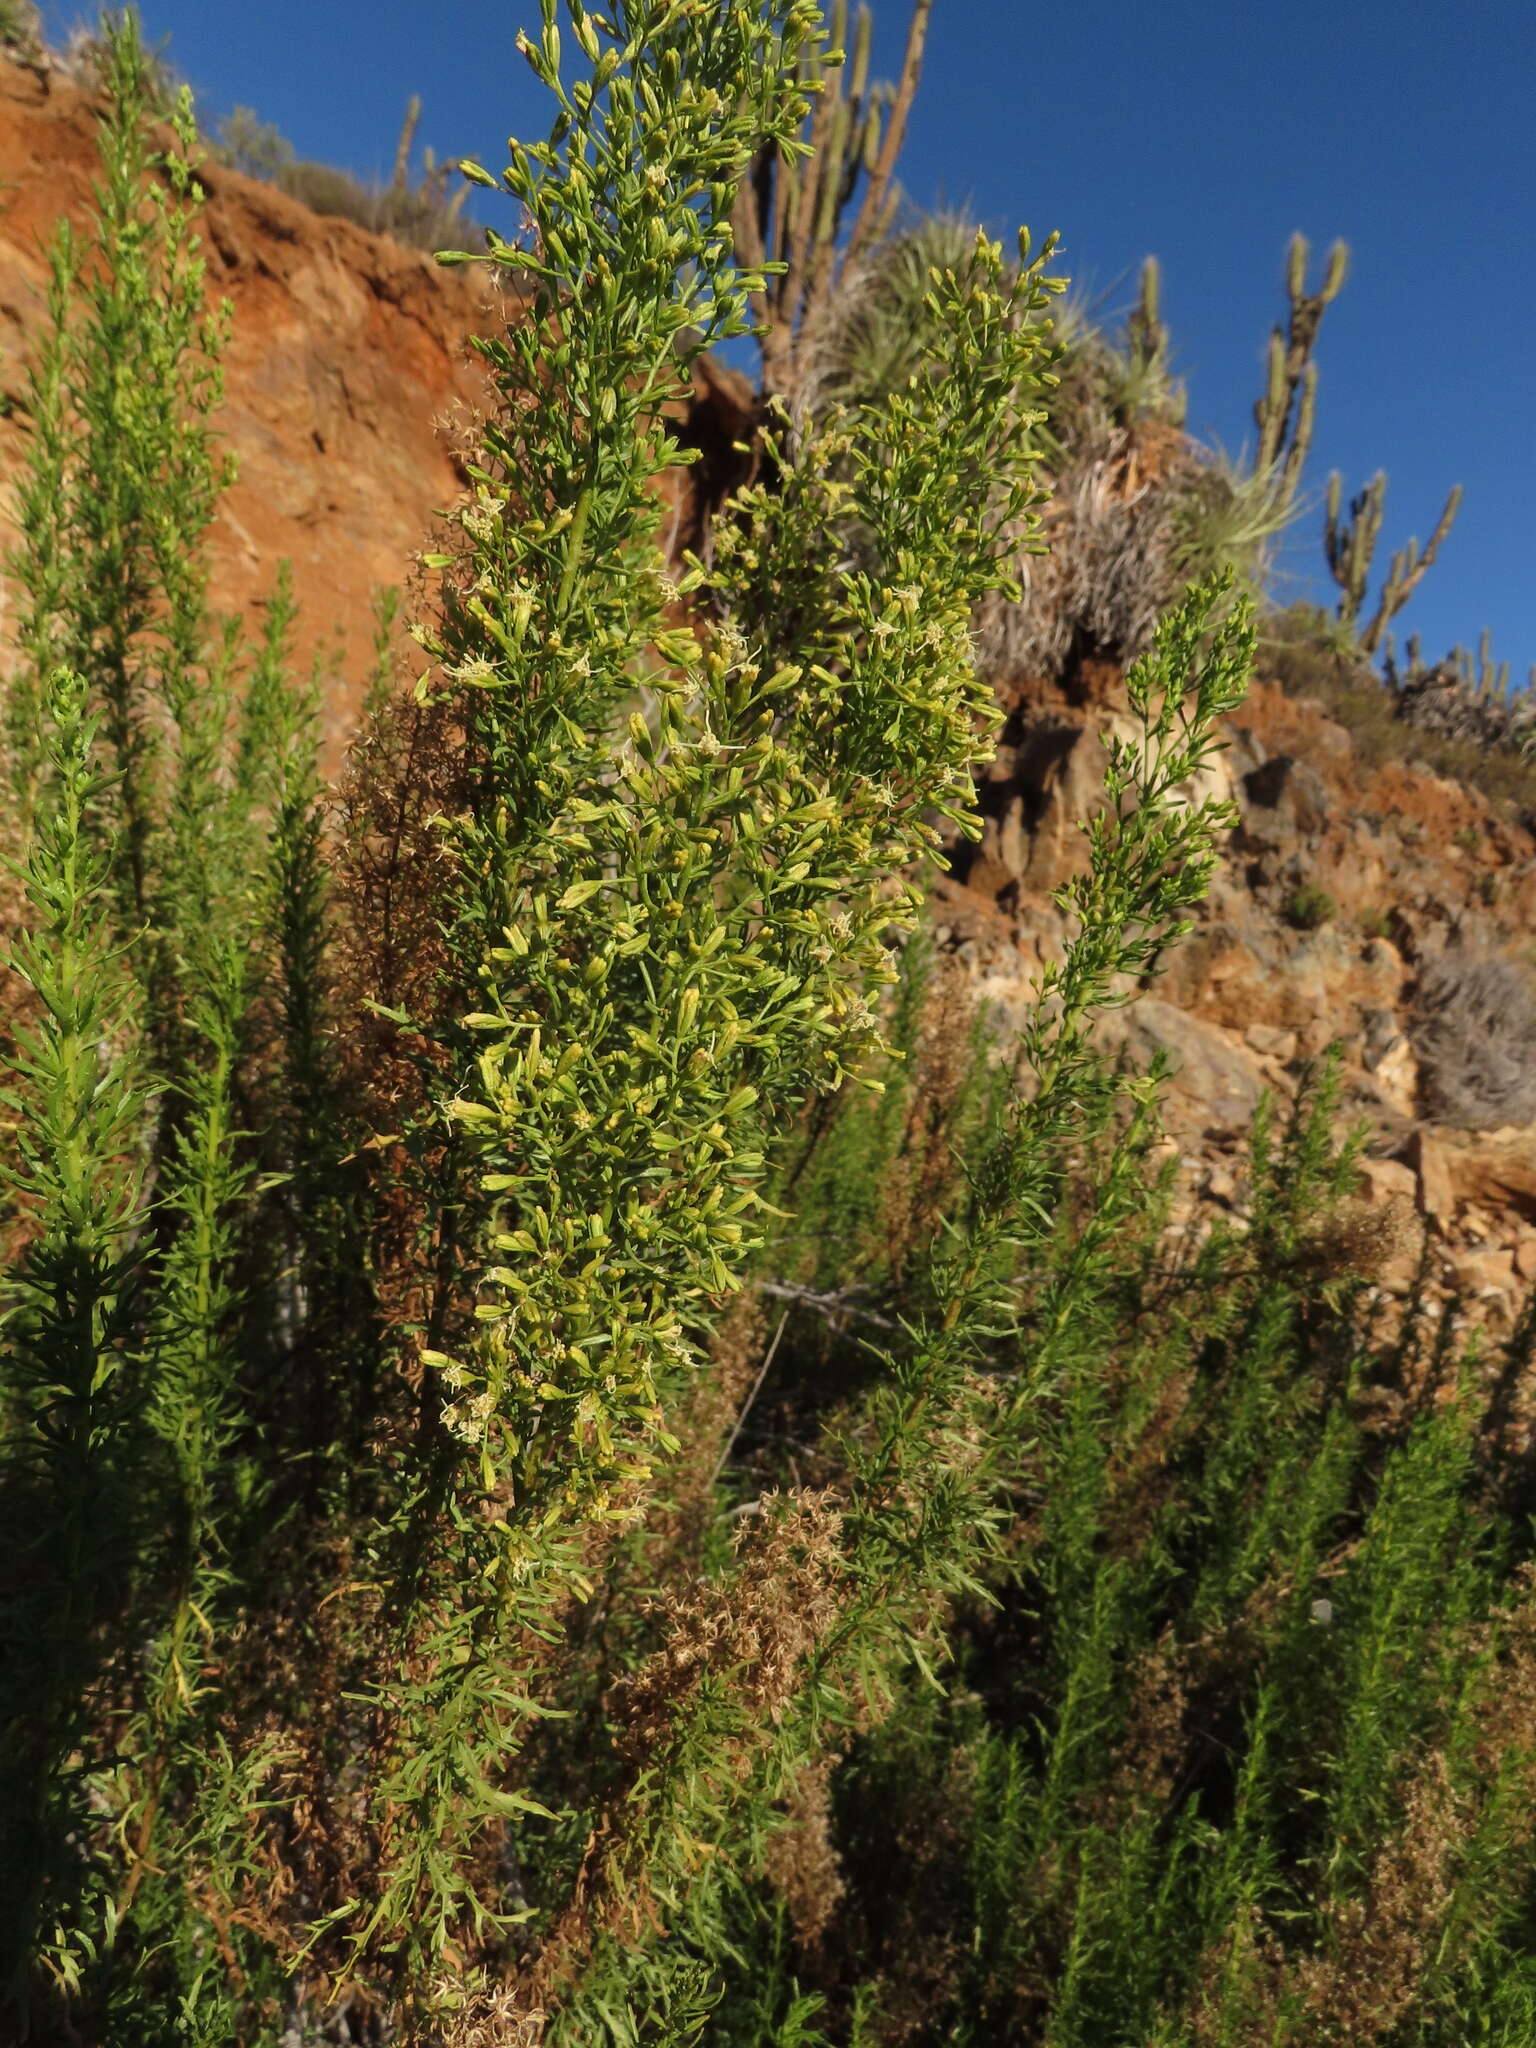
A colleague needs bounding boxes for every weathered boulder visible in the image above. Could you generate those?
[1100,998,1267,1135]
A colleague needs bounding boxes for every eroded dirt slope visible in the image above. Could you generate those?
[0,55,499,758]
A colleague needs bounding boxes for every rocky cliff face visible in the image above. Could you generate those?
[0,55,755,762]
[942,660,1536,1328]
[1,56,1533,1323]
[0,57,504,760]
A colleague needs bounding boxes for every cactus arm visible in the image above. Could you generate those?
[1279,361,1316,504]
[861,95,884,175]
[848,1,873,106]
[1359,476,1385,590]
[392,95,421,192]
[802,95,851,324]
[1323,470,1358,621]
[779,58,834,339]
[1359,483,1461,653]
[731,218,775,356]
[1255,330,1287,475]
[1254,233,1347,492]
[730,148,774,341]
[1128,256,1166,367]
[773,144,801,278]
[845,0,930,265]
[868,171,903,248]
[745,2,930,406]
[1327,472,1384,631]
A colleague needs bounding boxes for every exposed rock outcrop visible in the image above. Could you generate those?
[943,658,1536,1328]
[0,57,751,763]
[0,58,504,759]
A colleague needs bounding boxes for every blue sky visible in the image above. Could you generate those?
[44,0,1534,678]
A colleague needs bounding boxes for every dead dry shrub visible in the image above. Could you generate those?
[279,161,381,232]
[277,161,472,255]
[1089,1628,1194,1823]
[1182,1908,1289,2047]
[51,19,179,106]
[651,1293,774,1557]
[0,0,41,59]
[532,1491,848,1998]
[1261,605,1536,818]
[332,680,468,1125]
[430,1976,545,2048]
[877,954,992,1280]
[1293,1750,1465,2043]
[614,1487,846,1761]
[762,1753,848,1948]
[330,675,476,1364]
[1180,1578,1536,2046]
[1412,952,1536,1130]
[976,423,1197,684]
[1296,1191,1422,1285]
[1392,654,1536,759]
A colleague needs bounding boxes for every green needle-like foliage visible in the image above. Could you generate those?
[0,668,152,2005]
[0,17,354,2034]
[524,577,1252,2039]
[2,7,1530,2046]
[5,10,231,940]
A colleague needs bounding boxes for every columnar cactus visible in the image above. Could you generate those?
[1461,626,1511,703]
[1252,231,1347,508]
[1325,467,1462,655]
[1127,256,1166,374]
[389,93,468,227]
[731,0,932,403]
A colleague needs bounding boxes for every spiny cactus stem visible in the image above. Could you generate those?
[1359,482,1461,654]
[848,1,873,105]
[861,94,883,174]
[805,96,851,313]
[730,151,774,340]
[1255,232,1347,489]
[392,95,421,193]
[844,0,931,267]
[1279,362,1316,503]
[779,39,842,338]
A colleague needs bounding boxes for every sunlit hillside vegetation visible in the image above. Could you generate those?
[0,9,1532,2046]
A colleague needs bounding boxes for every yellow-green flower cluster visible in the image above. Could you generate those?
[359,2,1062,1971]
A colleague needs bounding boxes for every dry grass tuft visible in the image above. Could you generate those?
[1299,1192,1422,1285]
[1412,953,1536,1130]
[972,423,1186,686]
[431,1975,545,2048]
